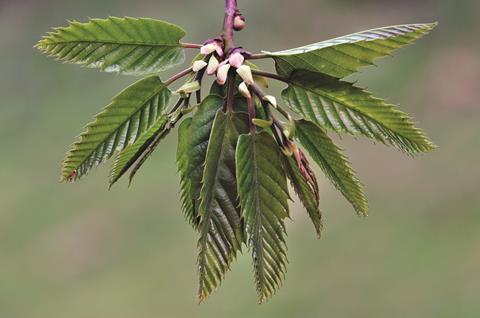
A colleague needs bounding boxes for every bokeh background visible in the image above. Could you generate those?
[1,0,479,317]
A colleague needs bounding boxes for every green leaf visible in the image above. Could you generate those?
[36,17,186,75]
[236,132,290,303]
[294,120,368,216]
[129,123,175,185]
[282,71,436,154]
[109,114,168,187]
[176,118,197,226]
[185,95,225,218]
[283,155,323,237]
[197,111,249,302]
[264,23,436,78]
[62,76,171,181]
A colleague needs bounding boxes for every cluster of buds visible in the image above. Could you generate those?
[194,40,250,86]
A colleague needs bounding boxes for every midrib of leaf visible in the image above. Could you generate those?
[266,23,437,78]
[197,111,248,301]
[44,40,180,46]
[282,71,436,154]
[236,132,289,302]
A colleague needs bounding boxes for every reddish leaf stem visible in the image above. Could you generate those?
[164,67,193,86]
[180,42,203,49]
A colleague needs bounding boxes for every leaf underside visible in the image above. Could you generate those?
[176,118,197,226]
[236,132,290,303]
[294,120,368,216]
[265,23,437,78]
[36,17,186,75]
[282,71,436,154]
[109,114,169,187]
[283,155,323,237]
[62,76,171,181]
[197,111,249,302]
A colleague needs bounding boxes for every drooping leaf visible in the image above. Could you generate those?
[294,120,368,216]
[109,114,169,187]
[186,95,225,217]
[176,118,197,226]
[36,17,186,75]
[283,155,323,237]
[197,111,249,302]
[264,23,437,78]
[127,117,176,185]
[236,131,290,302]
[62,76,171,181]
[282,71,436,154]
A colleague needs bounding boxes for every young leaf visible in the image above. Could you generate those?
[127,119,175,185]
[36,17,186,75]
[283,155,323,237]
[176,118,197,226]
[197,111,249,302]
[236,132,290,302]
[185,95,225,218]
[294,120,368,216]
[264,23,437,78]
[62,76,171,181]
[109,114,169,187]
[282,71,436,154]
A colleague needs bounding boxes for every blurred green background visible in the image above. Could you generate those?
[1,0,479,317]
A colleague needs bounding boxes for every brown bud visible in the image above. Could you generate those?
[233,15,246,31]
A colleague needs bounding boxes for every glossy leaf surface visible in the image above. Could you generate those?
[62,76,171,181]
[265,23,436,78]
[282,71,436,154]
[36,17,186,75]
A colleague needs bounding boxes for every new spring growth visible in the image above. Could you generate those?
[229,52,244,68]
[192,60,207,72]
[200,39,223,57]
[216,63,231,85]
[236,65,254,85]
[206,55,219,75]
[263,95,277,108]
[238,81,251,99]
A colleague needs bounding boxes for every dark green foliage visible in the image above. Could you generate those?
[37,11,436,303]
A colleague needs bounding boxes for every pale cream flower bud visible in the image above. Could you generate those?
[192,60,207,72]
[207,55,219,75]
[176,81,200,97]
[228,52,244,68]
[236,65,254,85]
[216,63,231,85]
[263,95,277,108]
[200,43,217,55]
[238,81,251,98]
